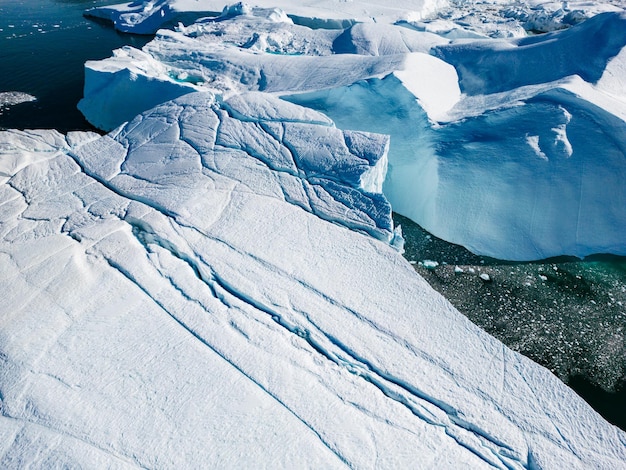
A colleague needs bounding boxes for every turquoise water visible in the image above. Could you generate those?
[0,0,149,132]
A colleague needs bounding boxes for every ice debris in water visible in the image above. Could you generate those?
[0,91,36,112]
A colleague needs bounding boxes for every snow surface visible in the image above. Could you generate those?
[2,92,626,468]
[3,1,626,466]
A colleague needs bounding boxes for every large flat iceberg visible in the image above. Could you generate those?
[2,92,626,468]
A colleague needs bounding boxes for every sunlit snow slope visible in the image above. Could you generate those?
[2,92,626,469]
[79,2,626,260]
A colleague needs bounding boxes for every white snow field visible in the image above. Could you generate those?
[79,2,626,260]
[2,91,626,469]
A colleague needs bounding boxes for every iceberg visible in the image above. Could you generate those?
[80,4,626,260]
[2,92,626,468]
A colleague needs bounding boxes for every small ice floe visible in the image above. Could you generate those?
[0,91,37,112]
[421,260,439,269]
[539,274,548,281]
[479,273,491,282]
[454,266,464,273]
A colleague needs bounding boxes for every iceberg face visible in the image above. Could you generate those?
[432,11,626,96]
[77,30,409,131]
[432,97,626,259]
[3,91,626,469]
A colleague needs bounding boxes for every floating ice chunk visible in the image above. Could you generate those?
[422,259,439,269]
[78,46,203,131]
[86,0,451,34]
[79,26,406,131]
[0,91,36,111]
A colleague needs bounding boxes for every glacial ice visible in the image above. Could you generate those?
[0,92,37,113]
[2,91,626,469]
[78,4,626,260]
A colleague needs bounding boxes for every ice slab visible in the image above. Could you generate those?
[86,0,625,38]
[2,92,626,469]
[420,0,625,38]
[433,11,626,96]
[0,92,36,113]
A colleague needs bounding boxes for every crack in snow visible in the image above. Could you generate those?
[102,252,351,468]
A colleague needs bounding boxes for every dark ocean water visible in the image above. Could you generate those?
[0,0,149,132]
[1,0,624,432]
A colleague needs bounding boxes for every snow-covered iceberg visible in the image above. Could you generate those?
[2,91,626,468]
[79,4,626,260]
[85,0,450,34]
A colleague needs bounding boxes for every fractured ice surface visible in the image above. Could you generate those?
[79,91,395,241]
[3,90,626,469]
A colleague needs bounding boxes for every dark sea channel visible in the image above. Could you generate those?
[0,0,150,132]
[1,0,624,432]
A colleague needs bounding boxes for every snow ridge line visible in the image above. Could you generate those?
[293,323,524,470]
[220,100,334,127]
[124,211,522,469]
[171,222,530,468]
